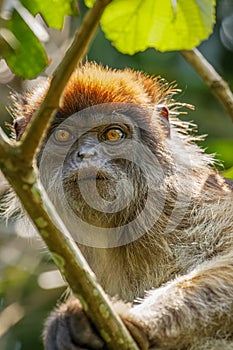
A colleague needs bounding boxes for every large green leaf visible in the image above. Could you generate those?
[21,0,78,29]
[3,10,48,78]
[86,0,215,54]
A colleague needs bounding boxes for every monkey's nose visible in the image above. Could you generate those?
[77,147,97,160]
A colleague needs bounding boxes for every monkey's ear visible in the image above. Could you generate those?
[155,105,170,137]
[14,116,26,141]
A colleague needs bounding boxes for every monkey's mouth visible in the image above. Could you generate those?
[78,173,111,182]
[64,168,114,183]
[63,167,118,204]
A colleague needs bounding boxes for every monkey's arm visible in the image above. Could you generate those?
[44,253,233,350]
[120,253,233,349]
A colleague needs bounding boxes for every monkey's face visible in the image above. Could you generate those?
[39,104,168,247]
[61,111,144,226]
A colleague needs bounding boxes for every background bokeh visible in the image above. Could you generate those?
[0,0,233,349]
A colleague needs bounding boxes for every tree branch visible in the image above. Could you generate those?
[181,48,233,122]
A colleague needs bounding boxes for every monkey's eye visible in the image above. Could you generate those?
[53,128,73,143]
[102,128,124,143]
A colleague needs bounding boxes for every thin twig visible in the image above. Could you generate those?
[21,0,112,161]
[181,48,233,122]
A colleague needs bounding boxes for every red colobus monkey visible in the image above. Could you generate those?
[10,63,233,350]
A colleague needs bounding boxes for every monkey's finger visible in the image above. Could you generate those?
[122,319,149,350]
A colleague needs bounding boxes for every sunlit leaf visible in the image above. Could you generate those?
[86,0,215,54]
[21,0,79,29]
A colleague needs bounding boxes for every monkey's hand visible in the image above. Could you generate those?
[43,297,149,350]
[43,297,105,350]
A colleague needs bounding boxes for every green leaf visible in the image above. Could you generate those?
[87,0,215,54]
[21,0,79,29]
[3,10,48,79]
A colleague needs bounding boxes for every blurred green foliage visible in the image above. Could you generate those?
[0,236,66,350]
